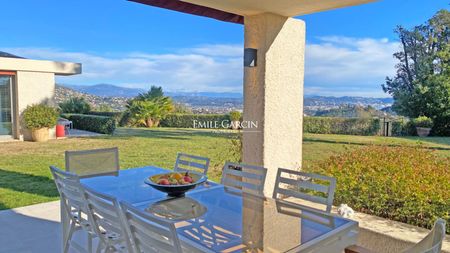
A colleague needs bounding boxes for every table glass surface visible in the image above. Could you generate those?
[81,167,355,253]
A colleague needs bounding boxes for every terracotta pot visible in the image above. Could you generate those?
[31,128,49,142]
[416,127,431,137]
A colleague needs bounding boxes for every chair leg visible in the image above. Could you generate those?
[96,241,104,253]
[87,233,93,253]
[64,222,76,253]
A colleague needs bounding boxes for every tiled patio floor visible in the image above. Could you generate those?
[1,200,449,253]
[0,201,92,253]
[66,129,103,138]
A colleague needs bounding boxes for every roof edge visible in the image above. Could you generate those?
[129,0,244,24]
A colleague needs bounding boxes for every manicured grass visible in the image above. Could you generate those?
[0,127,449,210]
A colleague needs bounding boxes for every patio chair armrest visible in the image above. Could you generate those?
[345,245,377,253]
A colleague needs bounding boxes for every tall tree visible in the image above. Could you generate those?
[382,10,450,135]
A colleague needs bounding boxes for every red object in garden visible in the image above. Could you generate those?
[56,125,65,137]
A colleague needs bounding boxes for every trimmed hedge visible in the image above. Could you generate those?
[304,117,381,136]
[87,111,124,125]
[307,146,450,233]
[87,111,123,119]
[61,114,116,134]
[160,114,382,134]
[391,119,416,136]
[160,114,230,128]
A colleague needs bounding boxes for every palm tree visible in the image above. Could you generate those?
[126,86,173,127]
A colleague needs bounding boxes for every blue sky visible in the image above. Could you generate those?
[1,0,448,97]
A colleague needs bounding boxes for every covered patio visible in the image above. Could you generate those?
[130,0,378,197]
[1,1,448,253]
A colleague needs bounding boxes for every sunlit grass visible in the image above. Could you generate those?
[0,127,448,210]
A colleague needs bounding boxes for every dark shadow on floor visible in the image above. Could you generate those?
[0,169,59,198]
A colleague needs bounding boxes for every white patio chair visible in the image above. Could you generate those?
[83,187,131,253]
[220,162,267,196]
[174,153,210,176]
[50,166,95,253]
[120,201,184,253]
[273,168,336,213]
[65,147,120,178]
[345,219,446,253]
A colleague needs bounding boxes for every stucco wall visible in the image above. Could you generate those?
[15,71,56,141]
[243,13,305,197]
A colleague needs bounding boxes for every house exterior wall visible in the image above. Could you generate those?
[0,57,80,141]
[14,71,56,141]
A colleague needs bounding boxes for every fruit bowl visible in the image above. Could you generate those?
[144,171,207,197]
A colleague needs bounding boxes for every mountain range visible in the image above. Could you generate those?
[63,84,243,98]
[58,83,393,113]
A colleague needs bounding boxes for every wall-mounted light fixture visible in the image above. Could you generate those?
[244,48,257,67]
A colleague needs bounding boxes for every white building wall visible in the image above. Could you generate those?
[15,71,56,141]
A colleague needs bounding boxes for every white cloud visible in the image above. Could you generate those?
[2,46,243,93]
[305,36,399,96]
[2,37,398,96]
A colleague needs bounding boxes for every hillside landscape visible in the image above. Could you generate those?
[56,84,393,115]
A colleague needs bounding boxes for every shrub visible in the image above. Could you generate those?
[412,116,433,128]
[126,86,173,128]
[306,146,450,233]
[61,114,116,134]
[87,111,123,124]
[118,111,133,127]
[160,114,230,128]
[391,119,416,136]
[59,97,91,114]
[303,117,381,136]
[229,111,242,121]
[432,114,450,136]
[22,104,59,129]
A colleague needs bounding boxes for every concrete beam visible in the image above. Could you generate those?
[181,0,376,17]
[243,13,305,197]
[0,57,81,76]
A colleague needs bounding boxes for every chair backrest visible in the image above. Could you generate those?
[273,168,336,213]
[83,187,129,248]
[174,153,210,175]
[120,201,182,253]
[403,219,446,253]
[50,166,87,223]
[221,162,267,195]
[65,147,119,178]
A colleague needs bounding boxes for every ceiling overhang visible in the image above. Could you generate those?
[130,0,244,24]
[130,0,377,24]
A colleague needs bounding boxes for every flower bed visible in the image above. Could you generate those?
[306,145,450,233]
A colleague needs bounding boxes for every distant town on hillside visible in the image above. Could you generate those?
[56,84,394,116]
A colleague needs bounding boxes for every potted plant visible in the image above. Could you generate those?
[22,104,59,142]
[413,116,433,137]
[229,111,242,130]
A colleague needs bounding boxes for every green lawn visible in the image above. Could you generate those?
[0,127,449,210]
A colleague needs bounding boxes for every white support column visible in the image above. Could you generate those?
[243,13,305,197]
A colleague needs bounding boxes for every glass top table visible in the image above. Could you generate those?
[80,166,358,253]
